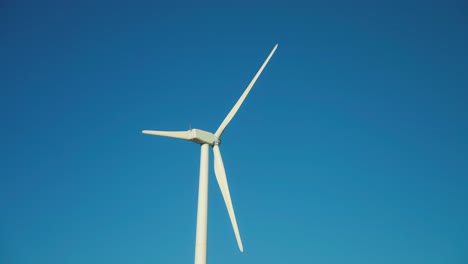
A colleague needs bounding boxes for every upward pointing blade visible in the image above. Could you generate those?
[212,144,243,252]
[142,130,192,141]
[214,44,278,138]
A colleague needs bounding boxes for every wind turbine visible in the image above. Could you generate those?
[142,44,278,264]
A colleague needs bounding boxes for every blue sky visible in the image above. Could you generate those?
[2,1,468,263]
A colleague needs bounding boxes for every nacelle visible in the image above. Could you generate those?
[190,129,220,145]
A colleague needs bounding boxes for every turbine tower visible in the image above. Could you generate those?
[142,44,278,264]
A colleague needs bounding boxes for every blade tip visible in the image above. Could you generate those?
[238,238,244,252]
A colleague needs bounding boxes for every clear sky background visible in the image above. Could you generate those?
[2,1,468,263]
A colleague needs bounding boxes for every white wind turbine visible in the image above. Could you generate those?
[142,44,278,264]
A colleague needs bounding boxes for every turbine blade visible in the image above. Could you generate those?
[215,44,278,138]
[212,144,243,252]
[141,130,192,141]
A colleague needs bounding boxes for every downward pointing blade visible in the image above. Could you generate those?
[142,130,192,140]
[212,145,243,252]
[215,44,278,138]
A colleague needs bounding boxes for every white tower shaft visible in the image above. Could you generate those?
[194,144,210,264]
